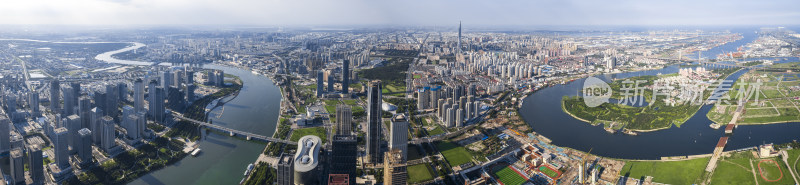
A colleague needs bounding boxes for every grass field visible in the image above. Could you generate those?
[407,163,434,183]
[382,83,405,94]
[428,126,445,136]
[619,157,709,185]
[789,149,800,178]
[289,127,327,143]
[494,166,528,185]
[436,141,473,167]
[710,151,757,185]
[342,99,358,106]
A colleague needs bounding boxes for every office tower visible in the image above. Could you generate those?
[117,82,127,101]
[185,84,196,103]
[66,115,81,154]
[161,70,172,88]
[105,84,120,118]
[474,101,481,117]
[0,117,9,153]
[77,128,92,164]
[134,78,144,113]
[78,96,91,129]
[49,79,60,112]
[342,59,350,94]
[90,107,103,144]
[294,135,321,185]
[148,80,166,123]
[457,21,462,55]
[185,70,195,85]
[328,72,335,93]
[316,71,324,97]
[277,153,294,185]
[30,91,40,117]
[10,133,22,150]
[93,91,106,115]
[29,144,44,185]
[101,116,116,151]
[54,127,69,168]
[124,114,142,140]
[383,149,407,185]
[335,105,352,135]
[330,135,357,185]
[122,105,134,119]
[173,70,183,87]
[389,114,408,161]
[62,86,75,115]
[167,87,186,111]
[366,80,383,164]
[10,148,24,185]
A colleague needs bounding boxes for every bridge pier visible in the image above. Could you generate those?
[246,136,251,140]
[230,131,235,136]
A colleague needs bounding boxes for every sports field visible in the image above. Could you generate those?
[756,158,796,185]
[436,141,473,167]
[494,166,528,185]
[407,163,434,183]
[538,165,560,179]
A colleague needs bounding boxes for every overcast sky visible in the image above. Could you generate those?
[1,0,798,26]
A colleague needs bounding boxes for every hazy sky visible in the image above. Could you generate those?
[1,0,798,26]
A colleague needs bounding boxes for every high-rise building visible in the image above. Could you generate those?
[77,128,92,164]
[66,115,81,154]
[185,84,196,103]
[30,91,40,117]
[277,153,294,185]
[161,70,172,88]
[456,108,464,127]
[342,59,350,94]
[0,117,10,153]
[124,114,143,140]
[28,144,44,185]
[90,107,104,144]
[294,135,322,185]
[316,71,325,97]
[389,114,408,161]
[148,80,165,124]
[49,79,60,112]
[62,86,75,115]
[54,127,69,168]
[327,71,335,92]
[383,149,407,185]
[417,87,429,110]
[366,80,383,164]
[10,147,24,185]
[134,78,145,113]
[101,116,116,152]
[335,105,352,135]
[105,84,120,118]
[457,21,462,55]
[185,70,195,85]
[78,96,91,129]
[330,135,357,185]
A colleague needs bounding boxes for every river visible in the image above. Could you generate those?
[124,64,282,185]
[519,28,800,160]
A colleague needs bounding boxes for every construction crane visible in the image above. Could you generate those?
[579,148,593,184]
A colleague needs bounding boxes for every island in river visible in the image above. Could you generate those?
[563,66,741,132]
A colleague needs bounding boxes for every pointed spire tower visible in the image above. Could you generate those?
[457,21,462,55]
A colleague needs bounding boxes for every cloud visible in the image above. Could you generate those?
[0,0,797,26]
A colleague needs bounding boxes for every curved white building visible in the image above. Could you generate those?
[293,135,321,185]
